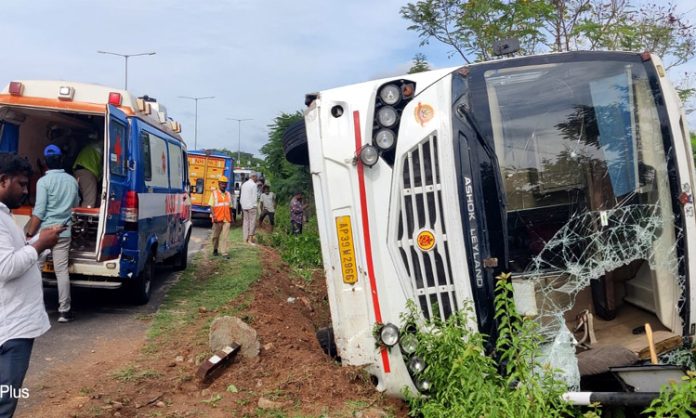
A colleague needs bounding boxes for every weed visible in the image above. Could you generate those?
[111,365,161,383]
[644,370,696,417]
[200,393,223,407]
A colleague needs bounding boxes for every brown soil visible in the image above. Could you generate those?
[21,242,408,417]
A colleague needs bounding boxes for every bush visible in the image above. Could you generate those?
[257,204,322,270]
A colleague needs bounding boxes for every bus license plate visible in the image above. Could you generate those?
[43,262,54,273]
[335,216,358,284]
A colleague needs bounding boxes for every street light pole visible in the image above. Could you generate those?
[179,96,215,149]
[96,50,156,90]
[227,118,252,166]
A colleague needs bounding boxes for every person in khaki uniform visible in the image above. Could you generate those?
[209,176,233,257]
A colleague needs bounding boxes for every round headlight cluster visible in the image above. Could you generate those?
[374,129,396,151]
[379,84,401,105]
[377,106,398,128]
[358,145,379,167]
[378,323,400,347]
[400,333,418,354]
[416,379,432,393]
[408,356,426,375]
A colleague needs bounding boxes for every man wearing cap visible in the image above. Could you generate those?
[72,140,103,208]
[208,176,233,257]
[25,145,80,323]
[240,172,259,244]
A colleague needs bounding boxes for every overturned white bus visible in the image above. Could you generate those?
[284,51,696,402]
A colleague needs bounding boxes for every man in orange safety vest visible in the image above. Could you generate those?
[208,176,233,257]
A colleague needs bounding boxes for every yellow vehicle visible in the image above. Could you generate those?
[187,150,234,219]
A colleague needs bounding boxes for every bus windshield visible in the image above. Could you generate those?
[471,59,684,343]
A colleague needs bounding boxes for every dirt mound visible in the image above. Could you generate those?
[22,244,407,417]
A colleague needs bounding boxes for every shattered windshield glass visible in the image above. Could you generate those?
[482,60,683,387]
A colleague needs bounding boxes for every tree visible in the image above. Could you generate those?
[409,53,432,73]
[260,112,312,202]
[401,0,695,70]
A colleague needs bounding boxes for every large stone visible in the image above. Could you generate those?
[209,316,260,358]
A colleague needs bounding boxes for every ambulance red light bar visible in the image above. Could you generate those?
[108,92,122,106]
[9,81,24,96]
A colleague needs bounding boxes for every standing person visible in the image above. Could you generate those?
[258,185,276,230]
[290,191,308,235]
[72,139,103,208]
[25,145,79,323]
[240,172,258,244]
[0,153,63,418]
[208,176,233,257]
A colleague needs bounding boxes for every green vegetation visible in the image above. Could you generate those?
[404,274,578,417]
[111,365,161,383]
[257,204,322,281]
[147,227,261,342]
[403,273,696,417]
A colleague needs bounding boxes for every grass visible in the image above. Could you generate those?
[111,365,161,383]
[147,226,261,343]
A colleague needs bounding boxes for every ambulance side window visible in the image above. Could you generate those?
[144,133,170,189]
[140,132,152,182]
[167,143,184,192]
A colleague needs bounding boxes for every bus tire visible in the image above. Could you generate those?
[316,327,339,360]
[172,232,190,271]
[282,119,309,166]
[131,256,154,305]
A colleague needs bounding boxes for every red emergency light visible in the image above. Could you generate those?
[9,81,24,96]
[108,92,122,106]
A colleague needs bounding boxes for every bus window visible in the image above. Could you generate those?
[109,119,128,176]
[140,132,152,181]
[167,142,184,191]
[144,133,169,189]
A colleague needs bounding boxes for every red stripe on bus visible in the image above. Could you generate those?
[353,110,391,374]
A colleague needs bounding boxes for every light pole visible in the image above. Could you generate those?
[227,118,252,166]
[96,50,156,90]
[179,96,215,149]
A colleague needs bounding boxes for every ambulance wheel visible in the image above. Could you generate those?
[131,257,154,305]
[316,327,339,360]
[172,233,190,271]
[282,119,309,166]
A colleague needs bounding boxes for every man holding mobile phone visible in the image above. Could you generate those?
[25,145,79,323]
[0,153,64,417]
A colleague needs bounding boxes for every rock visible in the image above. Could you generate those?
[114,412,122,417]
[199,306,208,314]
[299,297,312,311]
[209,316,260,358]
[257,397,289,409]
[263,343,274,351]
[167,362,177,367]
[155,401,166,408]
[112,401,123,410]
[200,389,212,398]
[287,297,297,303]
[175,356,185,362]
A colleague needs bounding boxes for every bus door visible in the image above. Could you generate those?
[97,104,130,261]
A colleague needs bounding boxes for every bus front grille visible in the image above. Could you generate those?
[396,134,459,321]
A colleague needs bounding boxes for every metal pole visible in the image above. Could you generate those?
[194,99,199,149]
[179,96,214,150]
[97,50,155,91]
[124,56,129,90]
[227,118,252,167]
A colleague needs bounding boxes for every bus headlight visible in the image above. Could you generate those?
[376,106,398,128]
[359,145,379,167]
[399,333,418,354]
[408,356,426,374]
[378,323,400,347]
[374,129,396,151]
[379,84,401,105]
[416,378,432,393]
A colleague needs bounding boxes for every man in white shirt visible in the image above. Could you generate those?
[0,153,63,417]
[239,172,259,244]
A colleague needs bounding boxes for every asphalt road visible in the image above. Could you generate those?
[18,223,210,412]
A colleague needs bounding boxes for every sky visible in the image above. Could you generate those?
[1,0,694,161]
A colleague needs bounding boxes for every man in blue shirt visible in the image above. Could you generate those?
[25,145,79,323]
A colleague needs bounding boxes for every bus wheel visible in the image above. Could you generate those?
[316,327,339,360]
[282,119,309,166]
[131,256,154,305]
[172,233,190,272]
